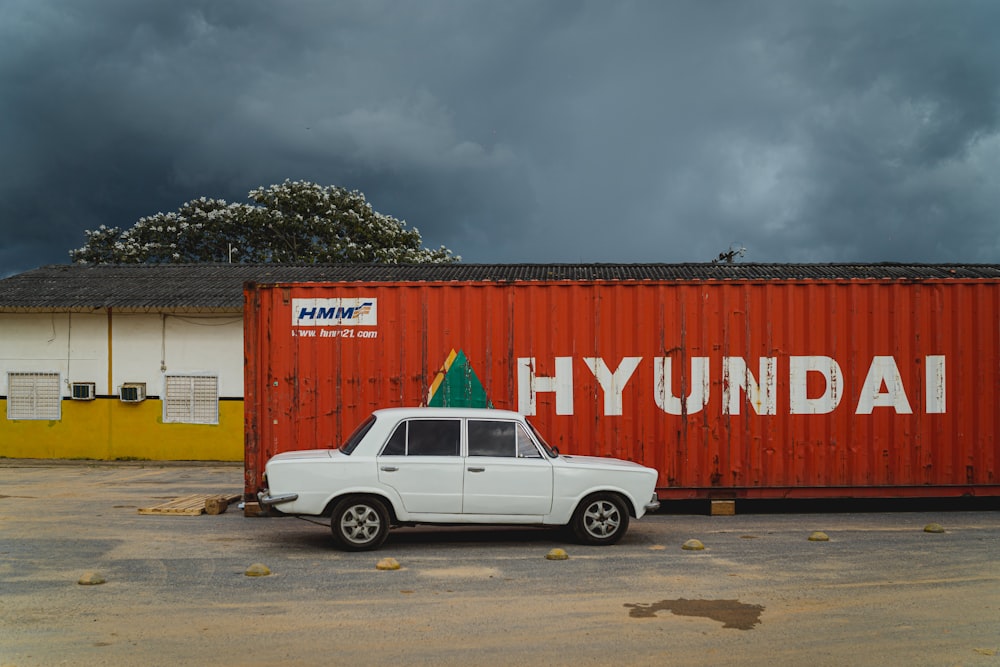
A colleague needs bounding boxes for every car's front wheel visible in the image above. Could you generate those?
[330,496,390,551]
[571,493,630,545]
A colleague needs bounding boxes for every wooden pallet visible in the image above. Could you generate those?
[138,494,239,516]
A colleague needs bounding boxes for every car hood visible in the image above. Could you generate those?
[558,454,651,471]
[267,449,335,462]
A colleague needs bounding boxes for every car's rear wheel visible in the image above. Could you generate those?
[571,493,629,545]
[330,496,390,551]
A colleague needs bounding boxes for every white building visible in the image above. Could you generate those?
[0,263,370,460]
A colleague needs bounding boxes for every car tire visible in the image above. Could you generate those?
[571,493,630,545]
[330,496,390,551]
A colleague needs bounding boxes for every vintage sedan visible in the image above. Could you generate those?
[259,407,660,550]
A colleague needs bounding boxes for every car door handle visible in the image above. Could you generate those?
[380,466,399,472]
[467,467,485,473]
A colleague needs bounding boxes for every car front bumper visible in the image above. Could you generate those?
[644,494,661,513]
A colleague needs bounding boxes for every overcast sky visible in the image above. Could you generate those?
[2,1,999,276]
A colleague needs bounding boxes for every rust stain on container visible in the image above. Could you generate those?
[244,276,1000,501]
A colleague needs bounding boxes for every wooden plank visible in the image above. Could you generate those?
[205,494,241,515]
[243,501,265,517]
[711,500,736,516]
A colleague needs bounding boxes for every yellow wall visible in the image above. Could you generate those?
[0,398,243,461]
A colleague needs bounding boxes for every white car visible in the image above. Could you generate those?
[259,407,660,551]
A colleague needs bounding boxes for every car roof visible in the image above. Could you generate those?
[371,407,525,420]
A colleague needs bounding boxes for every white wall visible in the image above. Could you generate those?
[1,311,244,398]
[162,314,244,397]
[0,312,108,394]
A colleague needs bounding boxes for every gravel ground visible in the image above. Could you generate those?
[1,461,998,667]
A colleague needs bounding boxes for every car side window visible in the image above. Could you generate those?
[405,419,460,456]
[516,424,542,458]
[381,423,407,455]
[468,420,516,457]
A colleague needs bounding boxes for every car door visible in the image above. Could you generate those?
[377,418,464,514]
[462,419,554,515]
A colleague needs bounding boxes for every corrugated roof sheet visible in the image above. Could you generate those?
[2,262,999,311]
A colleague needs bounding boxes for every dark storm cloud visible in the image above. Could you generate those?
[2,1,999,275]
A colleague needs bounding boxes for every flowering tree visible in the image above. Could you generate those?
[70,180,459,264]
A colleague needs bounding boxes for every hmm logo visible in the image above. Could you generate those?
[292,298,377,326]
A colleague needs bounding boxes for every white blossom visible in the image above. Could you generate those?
[71,179,457,264]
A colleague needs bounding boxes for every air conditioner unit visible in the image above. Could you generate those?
[119,383,146,403]
[71,382,96,401]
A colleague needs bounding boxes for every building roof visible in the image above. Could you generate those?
[2,262,999,312]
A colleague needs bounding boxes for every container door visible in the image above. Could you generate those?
[462,419,553,515]
[377,418,464,514]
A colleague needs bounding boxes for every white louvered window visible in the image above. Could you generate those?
[7,372,62,420]
[163,375,219,424]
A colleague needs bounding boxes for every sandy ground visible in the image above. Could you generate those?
[1,462,998,666]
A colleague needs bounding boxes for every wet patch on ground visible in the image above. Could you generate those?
[625,598,764,630]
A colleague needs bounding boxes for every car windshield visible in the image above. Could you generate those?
[339,415,376,455]
[526,419,559,458]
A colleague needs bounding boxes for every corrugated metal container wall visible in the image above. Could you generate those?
[244,279,1000,499]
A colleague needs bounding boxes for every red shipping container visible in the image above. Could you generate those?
[243,265,1000,500]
